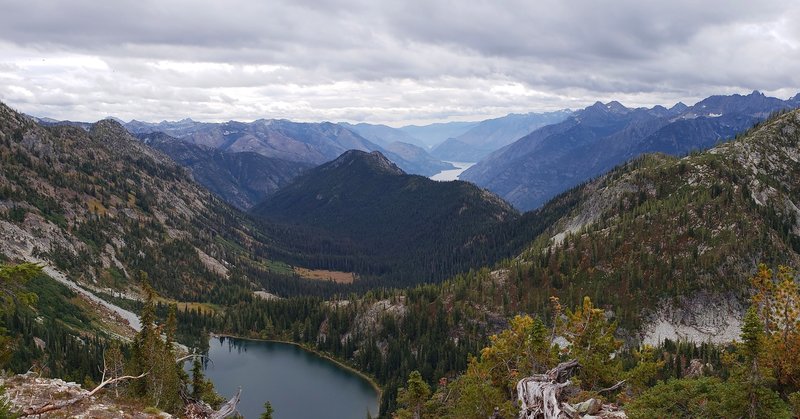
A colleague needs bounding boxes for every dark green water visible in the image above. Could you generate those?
[202,337,379,419]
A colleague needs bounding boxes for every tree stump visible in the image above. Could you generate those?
[516,359,579,419]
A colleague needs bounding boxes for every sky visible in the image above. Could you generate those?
[1,0,799,126]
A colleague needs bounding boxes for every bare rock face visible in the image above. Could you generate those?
[641,292,743,346]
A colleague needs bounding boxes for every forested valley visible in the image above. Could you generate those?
[2,106,800,418]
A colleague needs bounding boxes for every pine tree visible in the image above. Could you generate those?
[260,401,275,419]
[561,296,623,391]
[394,370,431,419]
[127,274,183,412]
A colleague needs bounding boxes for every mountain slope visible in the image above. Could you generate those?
[379,141,454,175]
[250,150,521,282]
[495,109,800,340]
[431,110,572,161]
[0,102,286,301]
[462,91,799,210]
[137,132,311,210]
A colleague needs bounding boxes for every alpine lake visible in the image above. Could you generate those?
[198,336,379,419]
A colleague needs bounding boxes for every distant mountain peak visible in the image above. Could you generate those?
[583,101,629,115]
[328,149,405,176]
[669,102,689,113]
[92,118,129,135]
[605,100,629,113]
[103,116,126,124]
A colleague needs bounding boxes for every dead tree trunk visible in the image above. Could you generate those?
[210,387,242,419]
[516,359,579,419]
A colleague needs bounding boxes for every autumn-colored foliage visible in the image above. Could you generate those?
[750,264,800,394]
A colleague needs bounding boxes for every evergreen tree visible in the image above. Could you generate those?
[560,296,623,391]
[259,401,275,419]
[191,357,225,408]
[394,371,431,419]
[479,314,556,397]
[0,263,41,368]
[127,274,183,412]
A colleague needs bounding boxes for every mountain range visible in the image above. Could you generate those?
[125,118,453,177]
[397,120,479,149]
[431,110,572,161]
[462,91,800,210]
[5,93,800,418]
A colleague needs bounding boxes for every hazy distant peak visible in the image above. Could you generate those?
[669,102,689,113]
[605,100,630,114]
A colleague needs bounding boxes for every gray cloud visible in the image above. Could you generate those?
[0,0,798,125]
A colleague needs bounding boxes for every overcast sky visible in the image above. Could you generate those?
[1,0,799,126]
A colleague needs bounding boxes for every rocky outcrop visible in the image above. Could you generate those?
[640,293,743,345]
[2,373,172,418]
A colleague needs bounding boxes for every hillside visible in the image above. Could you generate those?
[498,108,800,339]
[251,150,523,283]
[138,132,312,210]
[0,102,286,302]
[431,110,572,161]
[462,91,800,210]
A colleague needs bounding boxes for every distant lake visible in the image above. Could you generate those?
[430,161,476,181]
[201,337,379,419]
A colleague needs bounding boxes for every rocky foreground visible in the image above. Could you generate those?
[2,373,171,418]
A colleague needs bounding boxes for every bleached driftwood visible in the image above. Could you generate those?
[516,359,579,419]
[184,387,242,419]
[210,387,242,419]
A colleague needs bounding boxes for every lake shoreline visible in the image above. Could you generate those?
[209,333,383,402]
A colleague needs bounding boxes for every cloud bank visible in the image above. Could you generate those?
[1,0,798,125]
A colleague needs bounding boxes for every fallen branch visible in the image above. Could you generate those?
[20,372,148,417]
[597,380,626,394]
